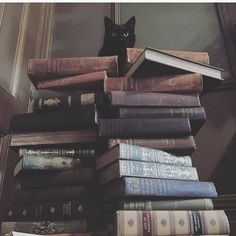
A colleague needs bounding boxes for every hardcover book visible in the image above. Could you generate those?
[37,71,107,90]
[98,159,199,185]
[108,91,201,107]
[31,92,103,112]
[99,118,192,138]
[13,184,98,204]
[125,48,210,70]
[1,219,101,235]
[116,107,206,134]
[103,176,218,201]
[10,106,98,133]
[95,143,192,171]
[10,130,97,148]
[125,47,224,80]
[3,200,101,221]
[114,198,214,211]
[107,136,196,155]
[104,73,203,94]
[14,155,93,178]
[27,56,118,81]
[18,167,95,190]
[112,210,229,235]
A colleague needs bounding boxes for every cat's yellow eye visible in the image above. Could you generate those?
[123,32,129,37]
[112,32,117,37]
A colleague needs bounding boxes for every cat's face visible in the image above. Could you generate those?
[104,16,136,48]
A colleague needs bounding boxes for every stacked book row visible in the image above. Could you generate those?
[1,47,230,236]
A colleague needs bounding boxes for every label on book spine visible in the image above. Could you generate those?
[81,93,95,106]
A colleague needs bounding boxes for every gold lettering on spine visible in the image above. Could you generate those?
[81,93,95,105]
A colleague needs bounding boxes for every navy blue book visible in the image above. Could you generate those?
[102,176,218,202]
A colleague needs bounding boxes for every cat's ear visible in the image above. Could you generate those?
[125,16,136,29]
[104,16,114,29]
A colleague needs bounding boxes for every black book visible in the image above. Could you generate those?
[10,106,98,133]
[125,47,225,80]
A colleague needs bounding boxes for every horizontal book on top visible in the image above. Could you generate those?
[27,56,118,83]
[125,47,225,80]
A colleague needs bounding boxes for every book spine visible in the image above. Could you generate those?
[109,91,201,107]
[107,136,196,155]
[27,56,118,81]
[3,201,100,221]
[1,219,97,235]
[103,177,218,202]
[32,93,97,112]
[14,185,97,204]
[99,160,198,185]
[118,107,206,120]
[115,210,230,235]
[118,198,214,211]
[19,167,95,190]
[10,107,97,133]
[104,74,203,94]
[118,143,192,166]
[19,148,95,158]
[99,118,191,138]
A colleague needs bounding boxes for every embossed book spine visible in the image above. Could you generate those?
[103,177,218,201]
[37,71,107,90]
[3,200,101,221]
[19,147,96,159]
[107,136,196,155]
[96,143,192,171]
[14,155,93,178]
[27,56,118,81]
[104,73,203,94]
[113,210,229,235]
[10,106,97,133]
[14,185,98,204]
[1,219,100,235]
[98,160,198,185]
[99,118,192,138]
[18,167,95,190]
[108,91,201,107]
[32,92,103,112]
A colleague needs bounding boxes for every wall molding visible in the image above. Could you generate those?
[0,3,5,32]
[10,3,30,97]
[112,3,120,24]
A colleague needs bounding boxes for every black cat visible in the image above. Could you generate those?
[99,16,136,75]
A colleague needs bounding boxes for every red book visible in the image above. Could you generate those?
[27,56,118,81]
[37,71,107,89]
[104,73,203,94]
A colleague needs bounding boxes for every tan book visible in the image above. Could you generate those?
[104,73,203,94]
[113,210,229,236]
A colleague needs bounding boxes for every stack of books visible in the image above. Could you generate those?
[95,47,230,235]
[1,55,119,235]
[1,47,230,236]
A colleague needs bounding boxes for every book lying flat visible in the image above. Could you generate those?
[107,136,196,155]
[96,143,192,171]
[98,159,198,185]
[108,91,201,107]
[104,73,203,94]
[125,47,224,80]
[27,56,118,82]
[112,210,229,236]
[103,176,218,201]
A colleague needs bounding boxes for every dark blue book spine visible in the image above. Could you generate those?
[124,177,217,198]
